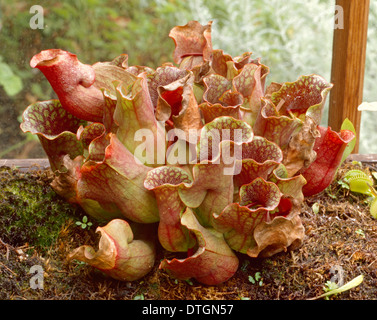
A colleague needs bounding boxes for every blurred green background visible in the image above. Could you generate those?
[0,0,376,158]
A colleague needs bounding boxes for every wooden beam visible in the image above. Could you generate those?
[0,158,50,172]
[328,0,370,153]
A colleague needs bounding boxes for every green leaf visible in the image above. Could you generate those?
[370,197,377,219]
[185,279,194,286]
[355,229,365,237]
[312,203,320,214]
[337,179,350,190]
[324,280,338,292]
[310,275,363,300]
[344,170,374,196]
[0,58,23,96]
[254,272,262,281]
[340,118,357,163]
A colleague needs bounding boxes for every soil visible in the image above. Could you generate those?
[1,160,377,301]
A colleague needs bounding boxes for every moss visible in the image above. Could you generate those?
[0,166,85,252]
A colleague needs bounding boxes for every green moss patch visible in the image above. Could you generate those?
[0,166,85,251]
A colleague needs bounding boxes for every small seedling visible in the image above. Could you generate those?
[248,272,263,286]
[133,293,145,300]
[185,279,194,286]
[72,259,87,271]
[310,275,364,300]
[351,160,362,167]
[355,228,365,238]
[322,280,339,300]
[325,187,338,200]
[324,280,339,297]
[75,216,93,230]
[337,179,350,190]
[311,202,320,214]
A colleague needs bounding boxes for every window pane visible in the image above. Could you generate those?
[360,1,377,154]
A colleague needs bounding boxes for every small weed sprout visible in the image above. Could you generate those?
[185,279,194,286]
[75,216,93,230]
[355,229,366,238]
[311,275,364,300]
[311,202,320,214]
[324,280,339,292]
[248,272,263,286]
[323,281,339,300]
[133,293,145,300]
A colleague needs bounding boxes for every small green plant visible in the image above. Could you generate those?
[311,202,320,214]
[337,178,350,190]
[72,259,87,271]
[310,275,364,300]
[248,272,263,286]
[133,293,145,300]
[185,279,194,286]
[355,228,366,238]
[75,216,93,230]
[340,169,377,219]
[323,281,339,300]
[325,187,338,200]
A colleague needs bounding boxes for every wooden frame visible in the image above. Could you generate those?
[0,159,50,172]
[329,0,370,153]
